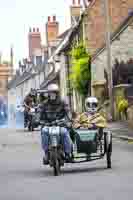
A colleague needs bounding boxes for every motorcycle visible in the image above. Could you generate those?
[40,118,112,176]
[25,106,40,131]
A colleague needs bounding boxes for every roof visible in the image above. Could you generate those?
[8,60,47,89]
[92,11,133,61]
[56,12,85,53]
[57,28,71,39]
[48,19,83,64]
[43,11,85,87]
[40,71,59,89]
[7,71,32,89]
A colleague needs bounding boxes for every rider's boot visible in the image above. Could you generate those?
[65,153,71,163]
[65,152,74,163]
[43,152,49,165]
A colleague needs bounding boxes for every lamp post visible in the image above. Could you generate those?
[103,0,114,120]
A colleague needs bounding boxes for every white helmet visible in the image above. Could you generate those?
[47,84,59,92]
[85,97,98,114]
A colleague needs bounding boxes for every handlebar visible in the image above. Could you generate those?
[40,119,72,127]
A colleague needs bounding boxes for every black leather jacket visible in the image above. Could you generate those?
[40,98,71,123]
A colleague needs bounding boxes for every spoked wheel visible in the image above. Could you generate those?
[106,134,112,169]
[51,148,61,176]
[28,123,34,131]
[107,150,111,168]
[53,159,60,176]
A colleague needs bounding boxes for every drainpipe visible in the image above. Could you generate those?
[65,53,72,111]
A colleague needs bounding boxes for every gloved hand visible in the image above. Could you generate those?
[92,123,97,129]
[66,121,72,128]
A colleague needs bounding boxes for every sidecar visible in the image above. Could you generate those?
[72,128,112,168]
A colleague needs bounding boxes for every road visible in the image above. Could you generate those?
[0,129,133,200]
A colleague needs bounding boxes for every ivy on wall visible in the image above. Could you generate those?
[69,42,91,96]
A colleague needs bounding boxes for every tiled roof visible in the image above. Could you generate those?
[40,72,59,89]
[57,28,71,39]
[8,60,47,89]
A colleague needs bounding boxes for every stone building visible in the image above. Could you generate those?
[91,12,133,100]
[0,48,14,99]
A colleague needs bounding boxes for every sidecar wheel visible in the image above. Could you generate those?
[106,141,112,168]
[28,123,34,131]
[107,150,111,168]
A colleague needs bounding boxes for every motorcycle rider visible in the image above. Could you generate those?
[73,97,107,139]
[40,83,73,164]
[23,90,36,127]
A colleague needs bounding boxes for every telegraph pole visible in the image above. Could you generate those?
[103,0,114,120]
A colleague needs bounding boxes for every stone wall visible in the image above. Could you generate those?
[91,16,133,96]
[127,105,133,129]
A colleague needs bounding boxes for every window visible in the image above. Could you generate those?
[0,80,2,88]
[36,56,42,65]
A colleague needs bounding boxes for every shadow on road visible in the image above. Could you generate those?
[43,165,108,177]
[4,165,108,179]
[61,165,108,175]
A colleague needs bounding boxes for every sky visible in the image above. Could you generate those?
[0,0,73,68]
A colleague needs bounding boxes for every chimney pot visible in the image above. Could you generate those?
[53,15,56,21]
[72,0,75,5]
[33,28,35,32]
[37,28,39,32]
[78,0,80,4]
[48,16,50,22]
[29,27,32,32]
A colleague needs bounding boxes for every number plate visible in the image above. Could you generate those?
[50,126,60,135]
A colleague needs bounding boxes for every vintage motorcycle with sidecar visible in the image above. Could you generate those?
[40,118,112,176]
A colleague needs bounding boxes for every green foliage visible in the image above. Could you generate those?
[69,42,91,96]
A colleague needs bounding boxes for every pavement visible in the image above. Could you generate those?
[0,128,133,200]
[108,121,133,142]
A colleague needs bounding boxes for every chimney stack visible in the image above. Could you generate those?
[46,15,59,45]
[70,0,82,25]
[28,27,41,61]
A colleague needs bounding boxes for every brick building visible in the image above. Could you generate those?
[84,0,133,55]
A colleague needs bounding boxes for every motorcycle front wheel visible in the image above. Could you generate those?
[51,148,60,176]
[28,123,34,131]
